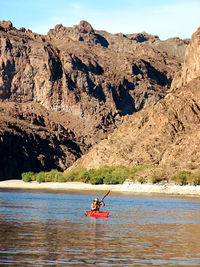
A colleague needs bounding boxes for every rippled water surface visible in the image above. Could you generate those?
[0,189,200,266]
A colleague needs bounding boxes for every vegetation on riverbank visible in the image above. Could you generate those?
[22,165,151,184]
[21,165,200,186]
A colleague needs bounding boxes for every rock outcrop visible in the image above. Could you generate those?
[71,26,200,171]
[171,27,200,89]
[0,102,85,180]
[0,20,188,114]
[72,77,200,171]
[0,20,189,179]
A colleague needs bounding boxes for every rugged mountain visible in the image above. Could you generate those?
[0,101,86,180]
[0,20,189,179]
[72,78,200,170]
[72,27,200,171]
[171,27,200,89]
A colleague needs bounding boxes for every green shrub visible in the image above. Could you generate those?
[36,172,46,183]
[57,174,66,183]
[64,167,87,182]
[88,168,99,177]
[102,174,113,184]
[134,164,153,172]
[103,172,126,184]
[81,171,90,183]
[22,172,35,182]
[172,171,192,185]
[126,164,153,180]
[150,171,166,184]
[193,178,200,186]
[48,170,64,182]
[98,165,113,175]
[44,169,59,182]
[112,171,126,184]
[137,177,145,184]
[90,175,104,185]
[191,171,200,186]
[64,172,74,182]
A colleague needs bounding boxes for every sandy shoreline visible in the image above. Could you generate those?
[1,180,200,196]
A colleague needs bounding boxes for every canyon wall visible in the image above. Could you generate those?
[0,20,189,179]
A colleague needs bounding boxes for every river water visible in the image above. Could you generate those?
[0,189,200,266]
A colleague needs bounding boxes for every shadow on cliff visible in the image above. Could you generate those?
[111,80,136,115]
[95,33,109,48]
[0,126,82,180]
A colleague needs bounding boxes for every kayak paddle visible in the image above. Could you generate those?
[101,190,110,201]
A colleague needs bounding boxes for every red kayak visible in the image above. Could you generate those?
[85,210,109,217]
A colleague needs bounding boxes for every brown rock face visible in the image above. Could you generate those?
[171,27,200,89]
[72,26,200,171]
[0,20,189,179]
[73,78,200,170]
[0,102,86,180]
[0,20,187,114]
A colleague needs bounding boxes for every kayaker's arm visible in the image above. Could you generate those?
[100,199,105,207]
[91,203,95,210]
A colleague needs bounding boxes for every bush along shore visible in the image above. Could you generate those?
[21,165,200,186]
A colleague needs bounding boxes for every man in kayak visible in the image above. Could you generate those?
[91,198,105,211]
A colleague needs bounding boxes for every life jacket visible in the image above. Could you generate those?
[93,202,100,210]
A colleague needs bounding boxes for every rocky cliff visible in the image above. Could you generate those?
[171,27,200,89]
[72,27,200,171]
[0,20,189,179]
[72,78,200,170]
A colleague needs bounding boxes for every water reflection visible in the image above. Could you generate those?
[0,190,200,266]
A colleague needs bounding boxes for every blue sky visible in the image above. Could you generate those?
[1,0,200,40]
